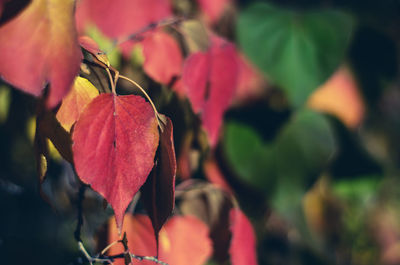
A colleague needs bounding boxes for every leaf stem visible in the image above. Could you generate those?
[118,75,162,128]
[106,68,116,95]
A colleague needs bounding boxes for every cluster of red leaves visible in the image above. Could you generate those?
[0,0,260,264]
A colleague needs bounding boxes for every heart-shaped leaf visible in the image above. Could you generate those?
[237,2,354,106]
[72,93,159,230]
[0,0,82,108]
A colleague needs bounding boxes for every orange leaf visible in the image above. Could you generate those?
[0,0,82,108]
[307,67,365,129]
[108,214,212,265]
[56,77,99,132]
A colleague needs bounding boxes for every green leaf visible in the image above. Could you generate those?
[223,109,336,217]
[237,2,354,106]
[272,109,337,217]
[224,122,276,191]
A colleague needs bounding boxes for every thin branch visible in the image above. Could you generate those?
[130,254,169,265]
[78,241,113,265]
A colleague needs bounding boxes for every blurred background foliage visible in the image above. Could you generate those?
[0,0,400,264]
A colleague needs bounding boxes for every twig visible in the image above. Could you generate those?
[130,254,169,265]
[78,241,113,265]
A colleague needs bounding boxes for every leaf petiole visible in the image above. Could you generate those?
[118,75,163,128]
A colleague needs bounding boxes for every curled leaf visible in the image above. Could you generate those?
[141,115,176,249]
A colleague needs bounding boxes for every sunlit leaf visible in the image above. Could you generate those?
[56,77,99,132]
[0,0,82,107]
[72,94,159,230]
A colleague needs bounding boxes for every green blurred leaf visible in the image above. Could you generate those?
[273,109,337,216]
[0,85,11,124]
[224,109,336,217]
[237,2,354,106]
[224,122,276,190]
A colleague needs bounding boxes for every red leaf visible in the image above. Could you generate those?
[183,37,239,146]
[229,209,258,265]
[75,0,171,39]
[197,0,232,23]
[108,214,212,265]
[0,0,82,108]
[142,30,183,84]
[72,94,159,230]
[141,115,176,249]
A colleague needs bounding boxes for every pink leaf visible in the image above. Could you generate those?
[229,208,258,265]
[197,0,232,23]
[75,0,171,39]
[183,37,239,146]
[142,30,183,84]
